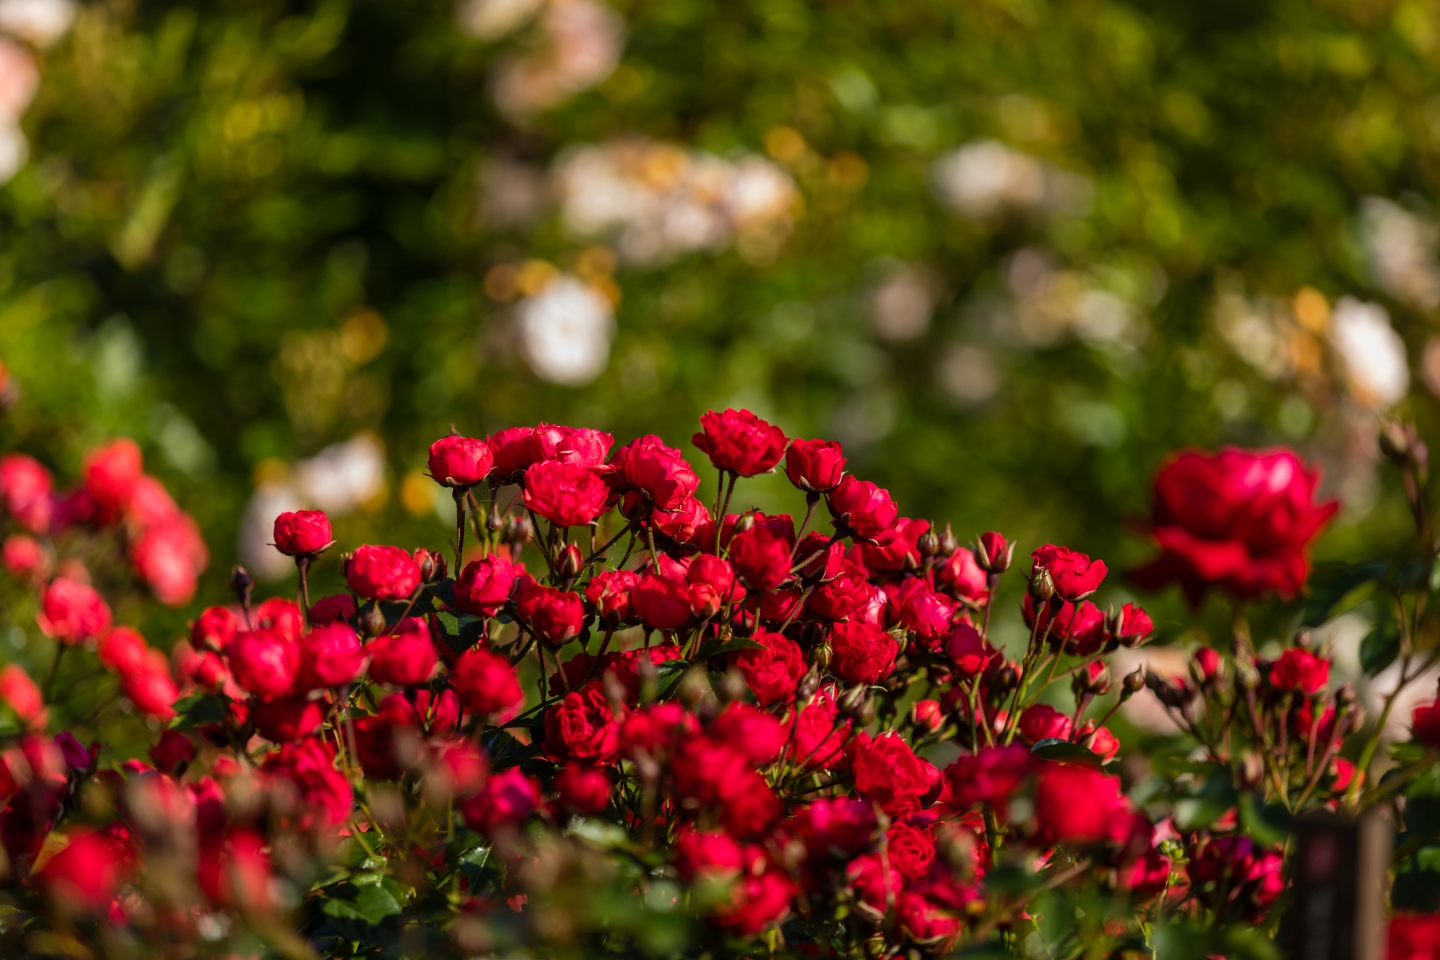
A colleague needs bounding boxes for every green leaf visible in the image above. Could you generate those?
[652,659,692,700]
[1030,738,1103,769]
[1175,775,1238,831]
[1360,621,1400,676]
[425,577,457,610]
[320,874,406,927]
[1238,792,1291,846]
[168,693,227,730]
[1300,560,1388,627]
[569,817,632,850]
[694,635,762,660]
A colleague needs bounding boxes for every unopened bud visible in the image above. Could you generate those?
[992,662,1020,697]
[811,642,833,672]
[416,549,443,583]
[487,511,506,533]
[1121,665,1146,699]
[917,529,940,558]
[937,523,959,558]
[797,667,822,702]
[1028,568,1055,604]
[557,543,584,579]
[733,512,757,535]
[229,565,254,608]
[913,699,944,734]
[1238,751,1265,790]
[718,668,748,703]
[506,515,534,545]
[977,532,1012,573]
[360,604,388,639]
[838,685,873,724]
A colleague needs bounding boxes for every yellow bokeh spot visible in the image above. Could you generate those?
[401,469,437,518]
[1293,286,1329,334]
[516,260,559,297]
[765,125,808,164]
[340,309,388,364]
[252,457,290,487]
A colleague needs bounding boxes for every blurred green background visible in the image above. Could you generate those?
[0,0,1436,650]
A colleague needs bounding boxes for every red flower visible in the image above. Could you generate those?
[227,629,299,699]
[0,664,45,729]
[98,626,148,675]
[263,738,353,831]
[544,682,624,765]
[131,518,206,606]
[784,438,846,493]
[887,821,937,883]
[621,702,698,756]
[190,605,238,652]
[612,434,700,510]
[450,647,523,721]
[522,459,609,527]
[692,408,788,477]
[631,573,693,630]
[149,730,196,774]
[453,555,523,618]
[585,569,639,626]
[1033,765,1131,846]
[943,744,1034,810]
[39,829,131,912]
[976,531,1012,572]
[792,690,852,770]
[37,577,111,644]
[256,597,304,642]
[1388,914,1440,960]
[311,594,355,625]
[794,532,844,581]
[1414,699,1440,747]
[913,699,944,733]
[710,702,787,765]
[251,696,324,743]
[729,525,794,592]
[296,623,364,690]
[938,547,988,602]
[790,797,877,859]
[2,534,46,581]
[272,510,333,557]
[810,561,873,620]
[553,764,611,815]
[829,621,899,685]
[852,732,942,816]
[427,435,494,488]
[896,888,964,946]
[735,628,805,705]
[1018,704,1073,744]
[889,578,956,642]
[827,475,899,541]
[121,655,179,720]
[863,517,929,572]
[367,618,438,687]
[713,867,794,935]
[0,453,53,533]
[847,853,903,918]
[83,438,143,517]
[1031,544,1107,602]
[1269,648,1329,695]
[720,771,783,840]
[1188,835,1284,919]
[1114,602,1154,646]
[651,496,711,545]
[945,622,995,678]
[346,545,421,601]
[674,828,744,881]
[516,582,585,647]
[1133,448,1340,603]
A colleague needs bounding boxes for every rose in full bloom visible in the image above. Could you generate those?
[863,517,929,572]
[735,628,805,705]
[1018,704,1073,744]
[611,435,700,511]
[945,622,995,678]
[191,606,238,652]
[367,618,438,687]
[553,763,612,815]
[227,628,299,699]
[462,769,542,834]
[427,435,494,488]
[852,732,942,816]
[809,561,872,620]
[943,744,1034,810]
[728,525,793,592]
[889,578,956,643]
[83,438,143,517]
[1269,647,1329,695]
[938,547,987,602]
[450,647,523,720]
[1030,544,1107,602]
[887,821,937,883]
[631,573,693,631]
[1033,765,1131,846]
[251,696,325,743]
[584,569,639,626]
[1133,447,1340,603]
[346,545,422,601]
[37,577,112,644]
[784,438,846,493]
[39,829,131,912]
[516,582,585,646]
[453,555,523,618]
[692,408,788,477]
[828,621,899,685]
[522,459,608,528]
[296,623,365,690]
[827,475,899,541]
[544,682,625,765]
[272,510,333,557]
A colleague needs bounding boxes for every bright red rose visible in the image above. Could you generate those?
[585,569,639,626]
[551,426,614,468]
[890,578,956,642]
[674,828,744,881]
[1388,914,1440,960]
[943,744,1035,810]
[1133,448,1340,603]
[735,628,805,705]
[793,532,845,582]
[83,438,143,516]
[938,547,988,602]
[784,438,846,493]
[1115,602,1154,645]
[544,682,625,765]
[296,623,364,690]
[522,459,609,527]
[852,732,942,816]
[828,621,899,685]
[1031,544,1107,602]
[553,763,611,815]
[367,618,438,686]
[0,664,45,729]
[621,702,698,756]
[40,829,131,912]
[98,626,148,676]
[710,702,787,765]
[516,582,585,647]
[1087,726,1121,761]
[120,652,179,721]
[1033,765,1131,846]
[2,534,45,581]
[809,561,871,620]
[227,628,299,699]
[913,699,944,733]
[1018,704,1073,744]
[264,738,353,831]
[427,435,494,488]
[713,867,794,935]
[251,696,325,743]
[612,434,700,510]
[827,475,899,542]
[721,770,783,840]
[945,622,996,678]
[489,425,554,479]
[346,545,421,601]
[632,573,693,630]
[651,496,711,545]
[272,510,333,557]
[863,517,929,572]
[191,605,238,651]
[453,555,522,618]
[1269,647,1329,695]
[131,519,205,606]
[451,647,524,721]
[37,577,111,644]
[310,594,356,625]
[688,554,743,602]
[0,453,53,533]
[693,408,788,477]
[887,821,937,883]
[728,525,793,592]
[149,730,196,774]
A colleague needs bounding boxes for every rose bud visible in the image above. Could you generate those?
[826,475,899,542]
[229,564,255,607]
[784,438,846,493]
[37,577,112,644]
[451,647,524,721]
[913,699,944,734]
[505,513,535,545]
[522,459,609,528]
[1269,647,1329,695]
[367,618,438,687]
[346,544,422,602]
[191,652,229,692]
[1075,660,1111,697]
[1192,647,1223,684]
[427,435,494,489]
[556,542,584,580]
[1027,568,1055,604]
[227,628,299,699]
[414,548,446,584]
[515,582,585,647]
[1030,544,1107,602]
[1018,703,1072,743]
[976,531,1012,573]
[272,510,333,558]
[191,605,239,652]
[917,528,940,558]
[1120,664,1147,699]
[121,654,180,721]
[692,408,789,477]
[0,453,54,534]
[1113,602,1154,647]
[454,555,523,618]
[585,569,639,627]
[553,764,612,816]
[296,622,365,690]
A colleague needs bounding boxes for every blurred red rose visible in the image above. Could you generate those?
[451,647,523,721]
[37,577,111,644]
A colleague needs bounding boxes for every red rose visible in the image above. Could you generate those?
[346,545,421,601]
[1033,765,1131,846]
[1414,699,1440,746]
[976,531,1012,572]
[1031,544,1107,602]
[310,594,355,625]
[674,828,743,881]
[828,621,899,685]
[889,578,956,642]
[1188,835,1284,919]
[0,664,45,729]
[628,573,689,630]
[710,702,786,765]
[82,438,143,516]
[367,618,438,686]
[1133,447,1340,603]
[1018,704,1073,744]
[2,534,46,581]
[621,702,699,757]
[98,626,148,675]
[450,647,523,721]
[863,517,929,572]
[793,532,844,582]
[584,569,639,626]
[149,730,196,774]
[296,623,364,690]
[379,689,461,734]
[827,475,899,542]
[852,732,942,816]
[551,426,614,468]
[37,577,111,644]
[453,555,522,618]
[720,770,783,840]
[688,554,743,603]
[39,829,131,912]
[227,629,298,698]
[887,821,936,883]
[735,628,805,705]
[255,597,304,642]
[713,867,794,935]
[251,696,324,743]
[938,547,988,602]
[728,525,794,592]
[692,408,788,477]
[427,435,494,488]
[544,681,625,765]
[263,739,353,831]
[516,582,585,646]
[522,459,609,528]
[191,605,238,652]
[784,438,846,493]
[272,510,333,557]
[553,763,611,815]
[612,435,700,511]
[1269,648,1329,695]
[792,690,852,770]
[1115,602,1154,646]
[0,453,53,534]
[130,518,205,606]
[1389,914,1440,960]
[120,655,179,721]
[945,622,996,678]
[943,744,1034,810]
[809,561,872,620]
[1087,726,1121,761]
[913,699,944,733]
[848,854,903,919]
[790,797,877,859]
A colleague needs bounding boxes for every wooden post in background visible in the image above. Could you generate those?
[1281,810,1391,960]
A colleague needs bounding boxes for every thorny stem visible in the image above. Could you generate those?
[296,556,312,623]
[453,487,467,574]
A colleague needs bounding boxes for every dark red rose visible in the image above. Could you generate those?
[310,594,356,626]
[544,681,625,765]
[863,517,929,572]
[251,696,324,743]
[380,689,461,733]
[710,702,786,765]
[515,582,585,647]
[1025,595,1107,657]
[809,561,871,620]
[1018,704,1072,744]
[713,865,794,935]
[1388,914,1440,960]
[728,525,794,592]
[596,643,684,702]
[427,435,494,488]
[784,438,846,493]
[945,622,996,678]
[553,763,611,815]
[852,732,942,816]
[611,435,700,511]
[37,577,111,644]
[887,821,936,883]
[631,573,694,630]
[897,884,972,946]
[735,628,805,705]
[149,730,196,774]
[913,699,944,733]
[1033,765,1131,846]
[790,797,877,859]
[1269,648,1329,695]
[453,555,523,618]
[847,853,903,918]
[1031,544,1107,602]
[190,606,238,652]
[793,532,844,581]
[693,408,788,477]
[670,736,751,806]
[621,702,698,757]
[451,647,524,720]
[791,689,852,770]
[938,547,988,602]
[889,578,956,642]
[272,510,333,557]
[976,531,1012,572]
[462,768,543,834]
[828,621,899,685]
[943,744,1035,810]
[296,623,364,690]
[367,618,438,686]
[83,438,143,516]
[721,771,783,841]
[0,454,53,534]
[227,629,298,698]
[674,828,744,882]
[346,545,421,602]
[584,569,639,626]
[1133,448,1340,603]
[1414,697,1440,746]
[827,475,899,542]
[522,459,609,528]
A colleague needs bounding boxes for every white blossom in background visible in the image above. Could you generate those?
[930,140,1091,220]
[553,137,798,264]
[0,0,74,47]
[1329,297,1409,409]
[0,3,77,188]
[457,0,544,40]
[868,263,940,342]
[992,247,1149,350]
[515,274,616,385]
[936,345,1000,405]
[1359,197,1440,311]
[490,0,624,120]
